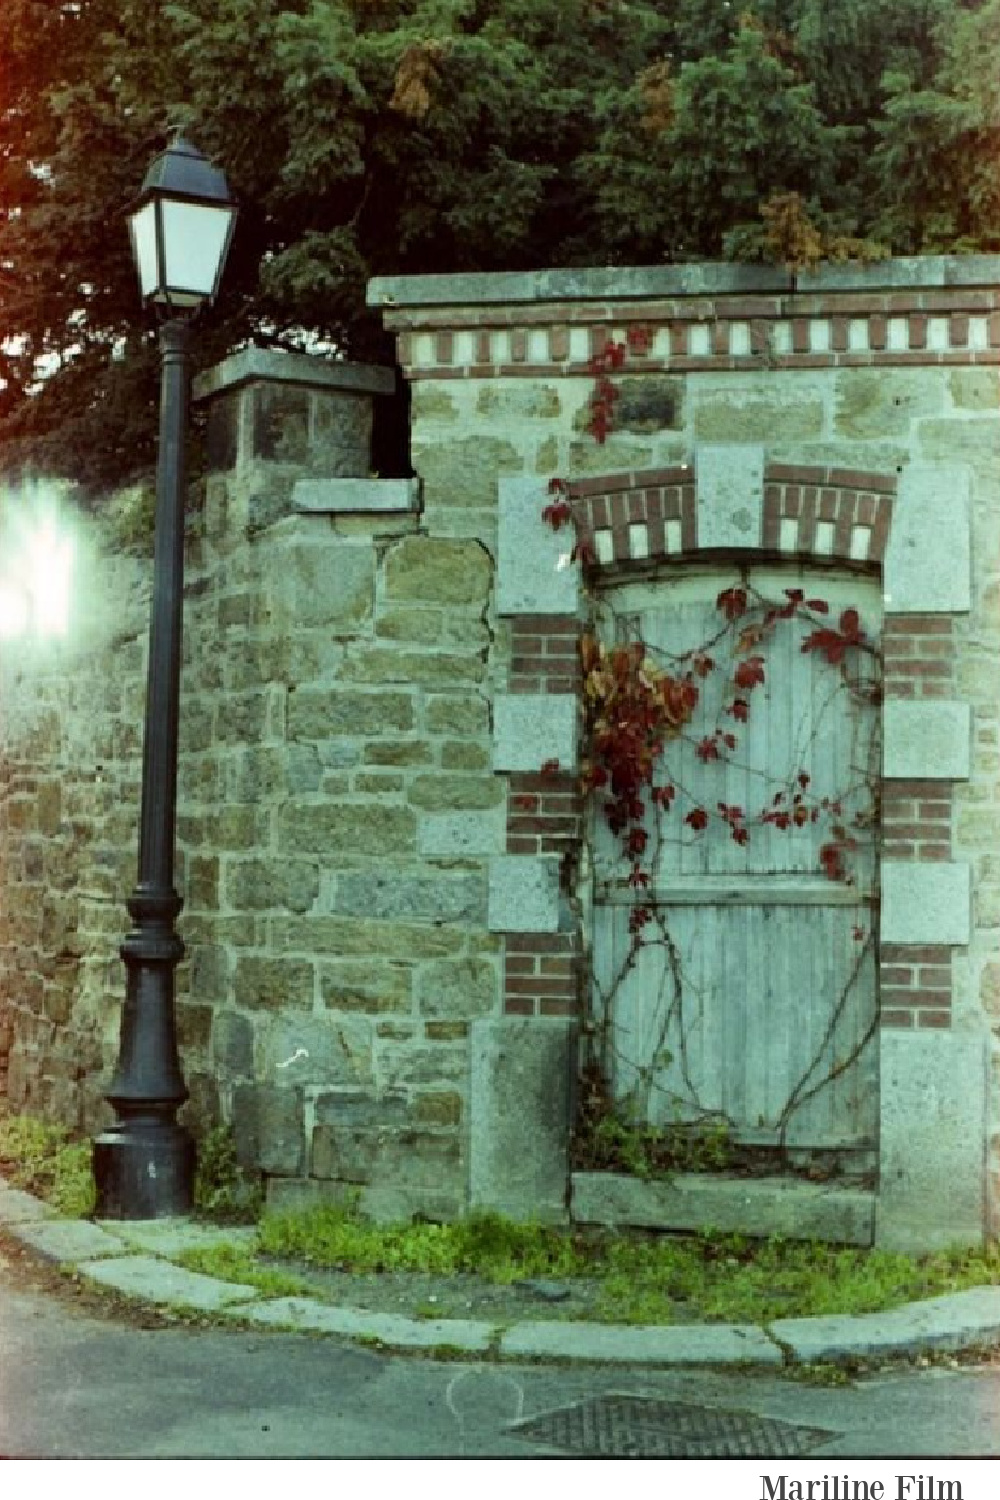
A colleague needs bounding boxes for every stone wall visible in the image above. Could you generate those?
[3,259,1000,1247]
[368,257,1000,1248]
[1,350,505,1222]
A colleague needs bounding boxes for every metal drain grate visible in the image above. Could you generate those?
[509,1394,839,1458]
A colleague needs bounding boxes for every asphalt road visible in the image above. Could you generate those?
[3,1243,1000,1459]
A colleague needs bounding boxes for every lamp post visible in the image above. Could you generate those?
[93,139,237,1218]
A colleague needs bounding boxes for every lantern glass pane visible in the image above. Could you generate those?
[160,200,234,302]
[128,202,160,299]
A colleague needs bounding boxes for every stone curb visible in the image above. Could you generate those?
[4,1179,1000,1366]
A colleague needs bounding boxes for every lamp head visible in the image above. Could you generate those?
[127,137,237,313]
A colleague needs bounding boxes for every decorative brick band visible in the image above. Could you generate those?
[566,467,697,567]
[882,616,957,699]
[882,782,954,862]
[879,944,953,1030]
[387,296,1000,379]
[502,932,579,1018]
[762,465,895,565]
[509,615,581,695]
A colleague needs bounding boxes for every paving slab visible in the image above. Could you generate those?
[75,1256,259,1312]
[220,1297,496,1352]
[10,1218,129,1263]
[0,1189,56,1224]
[499,1320,783,1366]
[771,1286,1000,1363]
[103,1221,259,1257]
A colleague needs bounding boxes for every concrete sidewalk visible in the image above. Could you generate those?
[3,1173,1000,1368]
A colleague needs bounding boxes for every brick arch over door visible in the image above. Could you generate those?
[562,463,895,570]
[495,456,967,1046]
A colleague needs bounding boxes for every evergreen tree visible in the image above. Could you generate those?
[1,1,999,493]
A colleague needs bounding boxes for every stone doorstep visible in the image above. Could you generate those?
[103,1220,260,1258]
[571,1172,875,1247]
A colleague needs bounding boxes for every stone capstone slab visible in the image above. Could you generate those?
[193,348,395,401]
[220,1297,496,1351]
[488,855,561,933]
[76,1256,259,1311]
[492,694,579,774]
[877,1031,987,1253]
[571,1173,874,1246]
[880,860,970,945]
[10,1218,128,1262]
[695,444,765,550]
[293,478,420,513]
[497,476,581,617]
[882,699,971,781]
[499,1320,782,1366]
[470,1017,575,1223]
[771,1286,1000,1364]
[884,463,971,614]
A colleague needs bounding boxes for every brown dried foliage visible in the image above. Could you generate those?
[390,40,447,121]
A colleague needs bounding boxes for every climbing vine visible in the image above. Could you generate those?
[541,442,882,1184]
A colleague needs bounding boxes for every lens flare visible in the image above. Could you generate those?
[0,487,75,641]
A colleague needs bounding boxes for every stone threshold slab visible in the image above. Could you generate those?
[500,1320,782,1366]
[220,1297,495,1352]
[572,1172,874,1245]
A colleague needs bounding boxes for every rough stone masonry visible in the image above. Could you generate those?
[1,258,999,1248]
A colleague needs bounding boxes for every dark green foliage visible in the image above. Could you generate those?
[2,1,999,493]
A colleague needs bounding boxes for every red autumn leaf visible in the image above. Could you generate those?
[626,325,652,353]
[734,656,765,690]
[547,477,568,495]
[728,698,749,722]
[651,783,675,808]
[627,827,648,857]
[797,772,811,788]
[801,628,846,665]
[793,804,809,826]
[839,607,861,640]
[806,598,829,613]
[732,827,749,845]
[696,736,720,763]
[716,586,748,621]
[541,501,572,530]
[784,588,804,604]
[721,732,737,750]
[540,758,561,777]
[692,652,714,678]
[686,808,708,831]
[607,341,627,370]
[774,812,790,830]
[589,409,609,443]
[627,865,650,888]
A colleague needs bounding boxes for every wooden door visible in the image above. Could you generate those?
[589,564,881,1168]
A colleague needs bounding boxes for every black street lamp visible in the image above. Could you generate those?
[93,139,237,1218]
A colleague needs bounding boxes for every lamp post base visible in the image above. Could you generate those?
[93,1119,195,1219]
